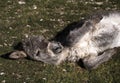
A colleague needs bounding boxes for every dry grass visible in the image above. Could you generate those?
[0,0,120,83]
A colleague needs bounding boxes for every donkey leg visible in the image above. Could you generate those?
[83,48,118,70]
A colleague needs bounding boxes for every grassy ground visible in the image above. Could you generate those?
[0,0,120,83]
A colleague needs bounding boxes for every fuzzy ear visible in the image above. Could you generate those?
[67,17,103,46]
[66,20,94,46]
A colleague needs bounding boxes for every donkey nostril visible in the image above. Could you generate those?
[36,50,40,56]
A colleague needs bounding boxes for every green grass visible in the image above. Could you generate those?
[0,0,120,83]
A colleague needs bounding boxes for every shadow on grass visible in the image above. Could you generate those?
[0,52,14,60]
[0,42,24,59]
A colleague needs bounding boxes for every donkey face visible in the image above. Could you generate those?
[23,36,64,64]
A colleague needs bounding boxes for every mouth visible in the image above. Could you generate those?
[9,51,27,59]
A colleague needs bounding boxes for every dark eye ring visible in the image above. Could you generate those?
[53,47,62,54]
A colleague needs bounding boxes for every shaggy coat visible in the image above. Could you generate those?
[9,11,120,69]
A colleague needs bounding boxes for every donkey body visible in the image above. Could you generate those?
[9,11,120,69]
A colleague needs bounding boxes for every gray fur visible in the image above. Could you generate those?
[83,48,118,69]
[67,21,94,46]
[9,11,120,70]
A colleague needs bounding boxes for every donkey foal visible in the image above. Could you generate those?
[9,11,120,70]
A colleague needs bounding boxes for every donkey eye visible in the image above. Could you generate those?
[52,46,62,54]
[49,42,63,54]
